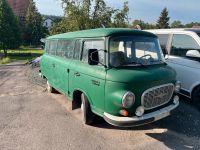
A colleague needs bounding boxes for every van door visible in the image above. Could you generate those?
[54,40,74,95]
[69,39,106,115]
[45,40,59,87]
[166,34,200,96]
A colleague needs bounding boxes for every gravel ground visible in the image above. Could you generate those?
[0,63,199,150]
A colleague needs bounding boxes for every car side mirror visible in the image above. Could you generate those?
[88,49,99,65]
[186,50,200,58]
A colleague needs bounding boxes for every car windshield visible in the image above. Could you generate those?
[109,36,164,67]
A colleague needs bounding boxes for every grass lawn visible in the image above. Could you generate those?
[0,47,44,64]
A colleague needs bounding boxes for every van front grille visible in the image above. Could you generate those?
[141,84,174,110]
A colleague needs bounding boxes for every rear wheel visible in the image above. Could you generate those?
[192,86,200,109]
[81,93,94,125]
[46,80,55,93]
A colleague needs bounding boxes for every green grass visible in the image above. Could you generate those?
[0,47,44,64]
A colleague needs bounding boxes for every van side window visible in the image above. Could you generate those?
[74,40,82,60]
[57,40,74,58]
[49,40,57,55]
[45,41,50,54]
[157,34,169,54]
[82,40,104,64]
[171,34,200,57]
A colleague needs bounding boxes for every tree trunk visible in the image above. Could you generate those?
[3,48,7,57]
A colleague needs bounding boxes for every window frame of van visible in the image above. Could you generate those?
[107,35,164,67]
[168,33,200,58]
[80,37,107,67]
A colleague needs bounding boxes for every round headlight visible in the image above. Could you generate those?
[175,81,181,93]
[122,92,135,108]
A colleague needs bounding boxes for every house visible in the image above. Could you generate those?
[6,0,29,24]
[43,18,54,30]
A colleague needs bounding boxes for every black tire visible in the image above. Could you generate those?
[81,93,94,125]
[46,80,55,93]
[192,86,200,109]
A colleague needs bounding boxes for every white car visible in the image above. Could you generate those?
[146,28,200,108]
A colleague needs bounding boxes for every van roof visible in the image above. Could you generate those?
[47,28,156,39]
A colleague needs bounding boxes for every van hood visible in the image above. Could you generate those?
[106,65,176,85]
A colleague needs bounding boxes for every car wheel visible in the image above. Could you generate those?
[192,86,200,109]
[46,80,55,93]
[81,93,94,125]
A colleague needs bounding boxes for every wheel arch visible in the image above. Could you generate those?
[72,89,93,110]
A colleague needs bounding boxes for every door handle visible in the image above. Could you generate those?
[74,72,80,76]
[52,64,55,68]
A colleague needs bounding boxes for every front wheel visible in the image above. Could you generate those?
[81,93,94,125]
[192,86,200,109]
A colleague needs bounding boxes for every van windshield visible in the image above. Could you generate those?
[109,36,164,67]
[197,33,200,37]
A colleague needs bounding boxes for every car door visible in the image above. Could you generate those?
[166,34,200,96]
[68,39,106,115]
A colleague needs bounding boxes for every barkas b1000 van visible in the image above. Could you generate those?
[40,28,180,127]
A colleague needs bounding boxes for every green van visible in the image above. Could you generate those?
[40,28,180,127]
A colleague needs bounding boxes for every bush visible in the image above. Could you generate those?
[0,57,12,64]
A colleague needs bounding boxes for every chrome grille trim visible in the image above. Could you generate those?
[141,83,174,110]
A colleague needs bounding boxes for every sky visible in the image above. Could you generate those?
[34,0,200,24]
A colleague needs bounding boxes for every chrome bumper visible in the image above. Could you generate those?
[103,101,179,127]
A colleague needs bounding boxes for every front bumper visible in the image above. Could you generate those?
[103,101,179,127]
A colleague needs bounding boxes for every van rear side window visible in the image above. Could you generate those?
[57,40,74,58]
[46,40,74,59]
[74,40,82,60]
[48,40,57,55]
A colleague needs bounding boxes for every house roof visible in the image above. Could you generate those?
[47,28,157,39]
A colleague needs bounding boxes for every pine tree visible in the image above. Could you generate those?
[25,0,45,46]
[0,0,21,57]
[157,7,170,29]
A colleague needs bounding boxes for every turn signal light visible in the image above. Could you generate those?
[119,110,129,117]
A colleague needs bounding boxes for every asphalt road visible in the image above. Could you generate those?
[0,63,199,150]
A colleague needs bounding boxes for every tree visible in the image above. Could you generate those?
[131,20,156,29]
[0,0,21,57]
[185,22,200,28]
[25,0,47,46]
[171,20,183,28]
[157,7,170,29]
[50,0,129,35]
[113,1,129,28]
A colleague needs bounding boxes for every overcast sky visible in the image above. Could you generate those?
[34,0,200,24]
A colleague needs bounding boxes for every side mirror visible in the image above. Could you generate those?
[186,50,200,58]
[88,49,99,65]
